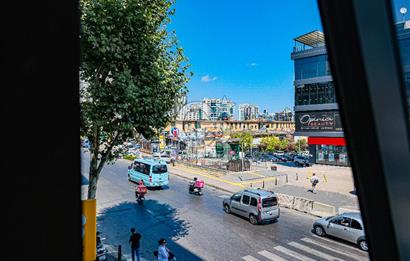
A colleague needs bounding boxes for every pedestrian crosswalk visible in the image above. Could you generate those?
[241,236,367,261]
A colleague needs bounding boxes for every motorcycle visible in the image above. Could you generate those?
[188,179,204,196]
[96,231,107,261]
[135,191,145,203]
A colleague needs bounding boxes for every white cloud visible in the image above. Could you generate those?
[201,75,217,82]
[249,62,258,67]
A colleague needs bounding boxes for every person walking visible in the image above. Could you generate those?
[309,173,319,193]
[157,238,176,260]
[129,227,141,261]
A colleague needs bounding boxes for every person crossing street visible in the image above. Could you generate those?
[309,173,319,193]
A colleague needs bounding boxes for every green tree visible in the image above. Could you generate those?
[261,136,280,152]
[231,132,253,151]
[295,139,308,152]
[80,0,191,199]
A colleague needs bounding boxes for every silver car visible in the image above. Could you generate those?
[223,189,280,225]
[312,212,368,251]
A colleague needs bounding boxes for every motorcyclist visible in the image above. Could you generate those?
[189,177,198,192]
[135,179,147,200]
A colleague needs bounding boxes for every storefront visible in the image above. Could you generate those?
[308,137,350,166]
[295,110,350,166]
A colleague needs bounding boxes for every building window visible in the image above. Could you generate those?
[294,54,331,80]
[316,144,349,166]
[295,82,336,105]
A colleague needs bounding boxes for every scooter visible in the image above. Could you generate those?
[96,231,107,261]
[135,192,145,203]
[188,183,203,196]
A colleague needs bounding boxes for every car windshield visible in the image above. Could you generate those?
[262,197,277,208]
[152,164,167,174]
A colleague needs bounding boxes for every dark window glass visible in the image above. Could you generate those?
[152,165,167,174]
[133,162,150,175]
[250,197,257,207]
[351,219,362,230]
[332,216,351,227]
[295,82,335,105]
[232,193,241,202]
[262,197,277,207]
[295,55,330,80]
[242,195,250,205]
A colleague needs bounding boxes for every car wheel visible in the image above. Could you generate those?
[314,225,326,236]
[358,240,368,251]
[224,204,231,214]
[249,214,258,225]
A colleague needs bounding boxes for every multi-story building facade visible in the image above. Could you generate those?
[178,102,204,121]
[239,104,259,120]
[202,97,235,121]
[291,30,348,166]
[174,119,294,134]
[274,107,293,122]
[292,22,410,166]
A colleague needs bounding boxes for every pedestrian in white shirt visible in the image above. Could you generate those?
[157,238,169,261]
[310,173,319,193]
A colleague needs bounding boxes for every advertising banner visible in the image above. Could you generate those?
[295,110,342,132]
[82,199,96,261]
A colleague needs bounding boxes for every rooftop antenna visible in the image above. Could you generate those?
[400,7,407,22]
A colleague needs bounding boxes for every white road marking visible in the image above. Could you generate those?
[301,237,363,260]
[288,241,344,261]
[242,255,261,261]
[311,234,365,253]
[274,245,315,261]
[258,250,287,261]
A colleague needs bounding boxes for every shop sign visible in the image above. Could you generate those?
[295,111,342,132]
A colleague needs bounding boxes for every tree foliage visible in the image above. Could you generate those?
[295,139,308,152]
[230,132,253,151]
[261,136,289,151]
[80,0,191,199]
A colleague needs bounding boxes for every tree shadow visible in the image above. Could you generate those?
[276,162,303,168]
[97,200,203,260]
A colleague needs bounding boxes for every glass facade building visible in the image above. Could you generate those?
[291,31,349,166]
[292,24,410,167]
[294,55,331,80]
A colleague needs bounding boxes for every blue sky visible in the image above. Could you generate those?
[170,0,322,113]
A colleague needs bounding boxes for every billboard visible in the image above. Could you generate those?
[295,110,342,132]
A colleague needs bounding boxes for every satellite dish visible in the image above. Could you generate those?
[400,7,407,15]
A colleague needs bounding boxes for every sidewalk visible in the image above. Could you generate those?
[169,162,360,213]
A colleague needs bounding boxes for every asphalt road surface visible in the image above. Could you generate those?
[82,152,368,261]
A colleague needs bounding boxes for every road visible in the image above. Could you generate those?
[82,152,369,261]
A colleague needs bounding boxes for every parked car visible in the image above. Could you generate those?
[293,155,311,167]
[223,189,280,225]
[312,212,367,251]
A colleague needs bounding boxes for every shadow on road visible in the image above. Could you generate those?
[97,200,203,260]
[276,162,307,168]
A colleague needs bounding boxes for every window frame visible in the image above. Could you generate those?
[317,0,410,259]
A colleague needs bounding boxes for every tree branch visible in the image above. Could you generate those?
[96,131,120,174]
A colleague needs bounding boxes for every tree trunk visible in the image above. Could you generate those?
[87,130,119,199]
[87,149,99,199]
